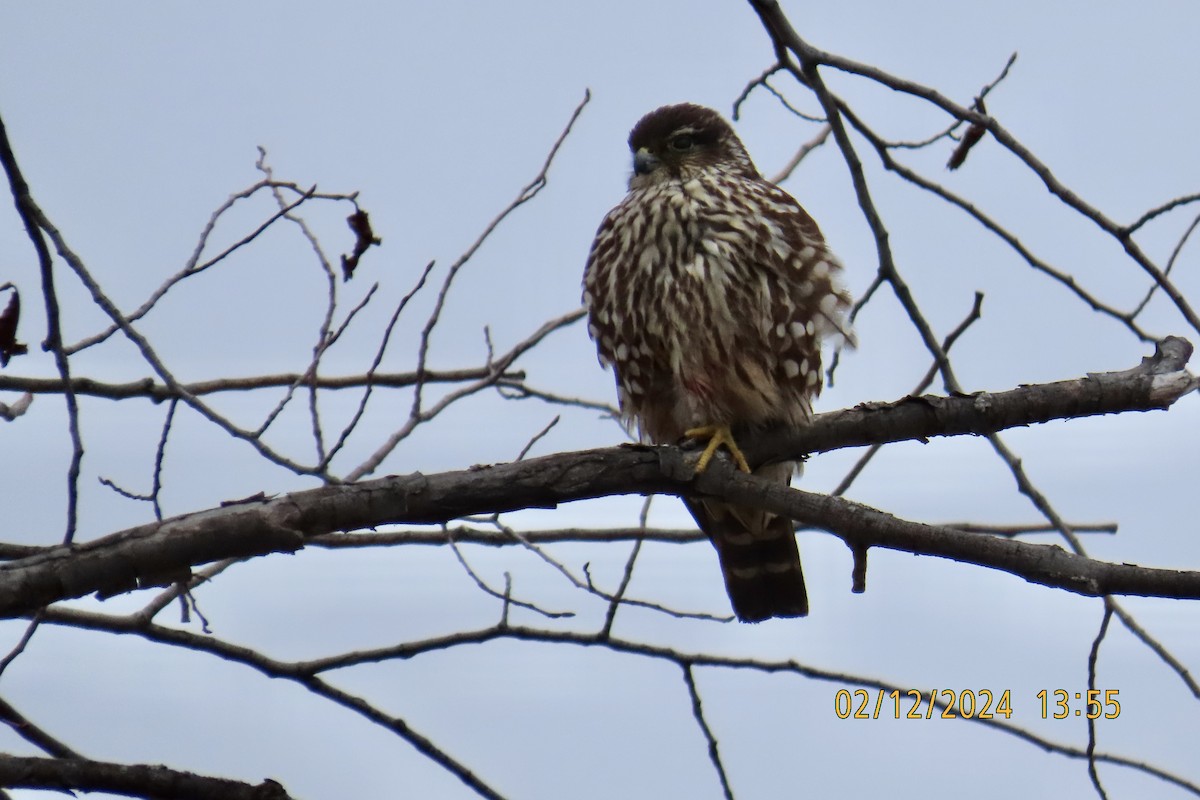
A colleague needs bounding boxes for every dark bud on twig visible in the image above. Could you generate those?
[0,285,28,367]
[341,208,382,281]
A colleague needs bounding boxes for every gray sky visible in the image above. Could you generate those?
[1,2,1198,798]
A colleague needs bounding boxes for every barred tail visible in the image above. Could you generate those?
[684,496,808,622]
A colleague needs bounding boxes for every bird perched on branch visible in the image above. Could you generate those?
[583,103,851,622]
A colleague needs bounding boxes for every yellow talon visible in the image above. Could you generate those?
[684,424,752,474]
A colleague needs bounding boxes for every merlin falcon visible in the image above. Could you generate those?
[582,103,851,622]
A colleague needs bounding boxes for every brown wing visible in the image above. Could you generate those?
[703,177,851,426]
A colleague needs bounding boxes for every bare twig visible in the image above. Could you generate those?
[1111,602,1200,699]
[40,608,509,800]
[0,752,294,799]
[348,91,591,479]
[600,497,654,637]
[0,110,83,543]
[0,695,79,759]
[0,616,39,679]
[1126,192,1200,235]
[0,364,525,401]
[831,290,983,497]
[768,123,831,185]
[347,308,586,481]
[1086,602,1114,800]
[682,664,735,800]
[1131,211,1200,320]
[943,522,1117,537]
[308,526,706,548]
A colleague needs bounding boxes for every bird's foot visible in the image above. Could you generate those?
[684,424,751,474]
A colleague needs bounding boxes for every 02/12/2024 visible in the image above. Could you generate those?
[833,688,1121,720]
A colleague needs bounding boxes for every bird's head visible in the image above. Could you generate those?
[625,103,757,190]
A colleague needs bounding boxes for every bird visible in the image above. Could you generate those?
[582,103,852,622]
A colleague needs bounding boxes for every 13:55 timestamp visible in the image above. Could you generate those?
[1038,689,1121,719]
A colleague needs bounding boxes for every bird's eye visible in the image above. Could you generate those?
[669,134,695,152]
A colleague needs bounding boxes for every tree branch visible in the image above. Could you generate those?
[745,0,1200,338]
[38,610,1200,797]
[0,367,526,402]
[0,752,294,799]
[0,341,1192,617]
[747,335,1193,466]
[0,110,84,542]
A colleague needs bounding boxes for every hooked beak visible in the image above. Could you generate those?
[633,148,660,176]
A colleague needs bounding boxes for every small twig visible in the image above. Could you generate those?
[1130,211,1200,320]
[767,123,831,185]
[600,497,654,637]
[0,695,79,758]
[446,535,574,620]
[831,290,983,497]
[882,54,1016,152]
[492,518,727,624]
[495,379,619,417]
[308,526,706,548]
[347,308,585,481]
[1110,601,1200,699]
[682,663,735,800]
[97,477,152,502]
[65,178,350,355]
[1086,602,1114,800]
[150,398,178,520]
[0,616,40,679]
[944,521,1117,537]
[0,364,523,401]
[303,260,433,472]
[514,416,560,462]
[0,110,83,543]
[1126,192,1200,235]
[257,151,341,466]
[754,75,825,122]
[400,91,591,468]
[732,63,786,120]
[34,206,329,478]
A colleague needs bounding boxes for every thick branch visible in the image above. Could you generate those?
[0,341,1193,617]
[746,335,1194,466]
[700,469,1200,599]
[0,753,293,799]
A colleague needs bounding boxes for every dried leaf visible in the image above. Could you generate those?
[341,208,382,281]
[0,287,28,367]
[947,98,988,171]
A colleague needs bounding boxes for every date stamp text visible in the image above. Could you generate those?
[833,688,1121,720]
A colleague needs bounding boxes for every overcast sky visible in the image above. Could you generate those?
[1,2,1199,799]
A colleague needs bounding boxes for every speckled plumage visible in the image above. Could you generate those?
[583,104,851,621]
